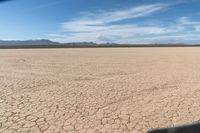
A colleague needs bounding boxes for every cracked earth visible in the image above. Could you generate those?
[1,48,200,133]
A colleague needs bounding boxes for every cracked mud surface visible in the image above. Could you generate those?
[1,48,200,133]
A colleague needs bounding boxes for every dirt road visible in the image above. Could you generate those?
[0,48,200,133]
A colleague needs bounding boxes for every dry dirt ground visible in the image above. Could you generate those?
[0,48,200,133]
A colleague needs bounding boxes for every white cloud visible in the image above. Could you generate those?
[61,3,168,33]
[49,3,188,43]
[178,17,200,25]
[67,3,166,25]
[93,3,166,23]
[195,25,200,32]
[178,17,200,32]
[50,25,184,43]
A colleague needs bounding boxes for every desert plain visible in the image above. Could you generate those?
[0,47,200,133]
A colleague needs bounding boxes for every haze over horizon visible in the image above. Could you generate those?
[1,0,200,44]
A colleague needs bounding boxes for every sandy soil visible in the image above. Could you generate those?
[0,48,200,133]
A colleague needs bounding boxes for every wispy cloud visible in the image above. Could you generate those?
[48,3,186,43]
[195,25,200,32]
[177,17,200,32]
[61,3,168,32]
[88,3,167,23]
[178,17,200,25]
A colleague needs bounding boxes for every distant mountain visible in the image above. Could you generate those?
[0,39,199,48]
[0,39,60,46]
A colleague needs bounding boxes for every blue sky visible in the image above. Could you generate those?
[0,0,200,43]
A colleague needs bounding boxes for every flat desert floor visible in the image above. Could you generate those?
[1,48,200,133]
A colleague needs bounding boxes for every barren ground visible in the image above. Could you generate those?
[0,48,200,133]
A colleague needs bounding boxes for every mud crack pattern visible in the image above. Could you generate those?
[1,48,200,133]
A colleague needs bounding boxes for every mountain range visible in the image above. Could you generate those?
[0,39,198,48]
[0,39,59,46]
